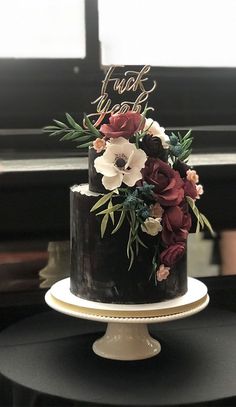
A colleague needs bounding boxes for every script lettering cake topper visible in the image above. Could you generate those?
[87,65,157,127]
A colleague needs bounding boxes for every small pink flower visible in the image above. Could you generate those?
[156,264,170,282]
[186,169,199,184]
[150,203,164,219]
[93,138,106,153]
[196,184,204,199]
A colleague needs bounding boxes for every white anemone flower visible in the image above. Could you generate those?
[94,137,147,191]
[144,118,170,149]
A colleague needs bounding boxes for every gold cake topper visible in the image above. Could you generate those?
[87,65,156,127]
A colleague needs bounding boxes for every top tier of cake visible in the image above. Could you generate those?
[88,147,108,193]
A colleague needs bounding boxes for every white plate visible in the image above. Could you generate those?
[48,277,208,319]
[45,289,209,323]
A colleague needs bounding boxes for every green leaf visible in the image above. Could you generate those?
[182,129,192,141]
[108,200,115,225]
[177,131,182,141]
[127,227,135,270]
[53,120,68,129]
[181,137,193,150]
[73,135,93,143]
[65,134,91,143]
[65,113,84,131]
[136,234,148,248]
[199,213,215,237]
[90,191,115,212]
[112,210,126,234]
[196,219,201,234]
[43,125,61,132]
[178,148,192,161]
[60,131,79,141]
[47,129,67,137]
[186,196,194,207]
[72,136,90,143]
[187,196,209,231]
[127,227,132,258]
[186,196,200,220]
[76,141,93,149]
[101,213,109,238]
[84,114,101,138]
[96,203,122,216]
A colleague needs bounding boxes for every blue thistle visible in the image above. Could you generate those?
[169,134,179,146]
[123,194,140,209]
[137,206,150,221]
[170,143,182,157]
[137,182,155,199]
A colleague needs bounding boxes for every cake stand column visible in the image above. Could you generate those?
[92,321,161,360]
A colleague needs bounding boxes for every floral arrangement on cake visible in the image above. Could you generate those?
[44,109,213,282]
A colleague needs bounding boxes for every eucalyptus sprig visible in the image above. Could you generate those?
[43,113,102,149]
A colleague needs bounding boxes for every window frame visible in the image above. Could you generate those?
[0,0,236,157]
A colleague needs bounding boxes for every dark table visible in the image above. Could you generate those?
[0,306,236,407]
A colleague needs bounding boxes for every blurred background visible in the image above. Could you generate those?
[0,0,236,327]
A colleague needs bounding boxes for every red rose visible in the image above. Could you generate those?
[184,179,198,200]
[162,205,192,246]
[160,242,186,267]
[142,158,184,206]
[100,112,144,139]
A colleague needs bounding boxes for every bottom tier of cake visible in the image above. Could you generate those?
[70,184,187,304]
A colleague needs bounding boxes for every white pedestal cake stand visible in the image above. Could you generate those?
[45,277,209,361]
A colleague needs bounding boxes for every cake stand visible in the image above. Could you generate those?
[45,277,209,361]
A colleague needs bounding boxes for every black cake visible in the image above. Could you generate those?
[44,65,211,306]
[70,150,187,304]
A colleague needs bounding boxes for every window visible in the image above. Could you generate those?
[0,0,86,58]
[0,0,100,145]
[99,0,236,67]
[0,0,236,158]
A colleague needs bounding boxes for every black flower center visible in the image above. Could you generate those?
[115,155,127,169]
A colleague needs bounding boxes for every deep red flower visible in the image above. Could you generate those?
[184,179,198,200]
[160,242,186,267]
[162,205,192,246]
[100,112,144,139]
[142,158,184,206]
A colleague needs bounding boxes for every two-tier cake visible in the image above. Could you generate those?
[45,65,212,305]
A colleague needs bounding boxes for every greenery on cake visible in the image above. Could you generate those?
[45,110,213,282]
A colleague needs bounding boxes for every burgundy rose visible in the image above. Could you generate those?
[100,112,144,139]
[140,134,168,161]
[184,179,198,200]
[160,242,186,267]
[142,158,184,206]
[174,162,198,200]
[162,205,192,246]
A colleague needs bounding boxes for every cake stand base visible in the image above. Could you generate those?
[92,322,161,360]
[45,277,209,361]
